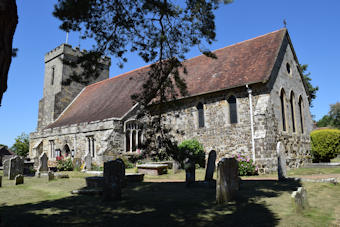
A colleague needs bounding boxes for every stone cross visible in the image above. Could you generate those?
[103,159,124,201]
[15,174,24,185]
[291,187,309,213]
[277,142,287,181]
[3,159,9,177]
[38,153,49,172]
[205,150,217,182]
[84,153,92,171]
[216,157,239,204]
[8,156,24,180]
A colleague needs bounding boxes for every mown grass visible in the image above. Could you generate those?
[0,168,340,226]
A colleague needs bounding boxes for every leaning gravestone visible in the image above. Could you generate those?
[103,159,124,201]
[3,159,10,177]
[15,174,24,185]
[38,153,49,172]
[205,150,217,182]
[216,157,239,204]
[8,156,24,180]
[291,187,309,213]
[277,142,287,181]
[84,153,92,171]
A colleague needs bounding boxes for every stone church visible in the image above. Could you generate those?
[29,28,313,173]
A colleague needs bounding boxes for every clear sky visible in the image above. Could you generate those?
[1,0,339,147]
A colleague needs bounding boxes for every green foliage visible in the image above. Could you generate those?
[234,154,258,176]
[299,64,318,107]
[176,139,205,168]
[91,163,104,171]
[11,132,29,157]
[316,102,340,129]
[57,158,74,171]
[311,129,340,162]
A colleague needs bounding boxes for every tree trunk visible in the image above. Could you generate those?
[0,0,18,106]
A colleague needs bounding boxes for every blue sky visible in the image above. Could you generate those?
[1,0,339,147]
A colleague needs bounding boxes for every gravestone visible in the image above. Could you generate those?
[277,142,287,181]
[205,150,217,182]
[38,153,49,172]
[103,159,124,201]
[0,176,2,187]
[84,153,92,171]
[216,157,239,204]
[3,159,9,177]
[184,159,195,187]
[8,156,24,180]
[15,174,24,185]
[173,161,180,174]
[291,187,309,213]
[48,171,55,181]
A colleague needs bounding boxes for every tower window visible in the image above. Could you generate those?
[280,89,287,131]
[51,66,55,85]
[228,95,238,124]
[197,102,204,128]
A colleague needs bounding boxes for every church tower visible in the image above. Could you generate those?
[37,44,111,130]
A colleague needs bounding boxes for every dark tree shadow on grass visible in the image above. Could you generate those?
[0,179,301,227]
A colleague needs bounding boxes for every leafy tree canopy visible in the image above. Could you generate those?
[316,102,340,129]
[11,132,29,157]
[299,64,318,106]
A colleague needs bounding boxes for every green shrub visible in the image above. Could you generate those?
[91,163,103,171]
[234,154,258,176]
[57,158,74,171]
[176,139,205,168]
[311,129,340,162]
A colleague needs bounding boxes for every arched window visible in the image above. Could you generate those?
[132,131,136,151]
[280,89,287,131]
[228,95,237,124]
[290,91,296,132]
[298,96,304,134]
[126,130,130,152]
[63,144,70,157]
[197,102,204,128]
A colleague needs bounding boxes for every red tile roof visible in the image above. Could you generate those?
[47,29,287,129]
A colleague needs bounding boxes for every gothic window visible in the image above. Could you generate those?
[49,140,55,159]
[51,66,55,85]
[280,89,287,131]
[132,131,136,151]
[125,121,143,152]
[228,95,238,124]
[298,96,304,134]
[87,136,95,157]
[290,91,296,133]
[125,130,130,152]
[197,102,204,128]
[63,144,71,157]
[286,63,291,75]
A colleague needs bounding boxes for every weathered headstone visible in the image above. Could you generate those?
[3,159,9,177]
[277,142,287,181]
[184,159,195,186]
[48,171,55,181]
[216,157,239,204]
[291,187,309,213]
[84,153,92,171]
[15,174,24,185]
[173,161,180,174]
[205,150,217,182]
[8,156,24,180]
[38,153,49,172]
[103,159,124,201]
[0,176,2,187]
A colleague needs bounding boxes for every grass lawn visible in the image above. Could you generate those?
[1,168,340,226]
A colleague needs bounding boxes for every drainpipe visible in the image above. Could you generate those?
[246,84,256,162]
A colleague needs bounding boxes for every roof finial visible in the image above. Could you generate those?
[283,19,287,28]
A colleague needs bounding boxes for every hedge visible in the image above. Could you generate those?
[310,128,340,162]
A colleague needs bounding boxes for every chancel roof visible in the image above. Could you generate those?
[47,29,287,129]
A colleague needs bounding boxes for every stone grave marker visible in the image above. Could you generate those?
[277,142,287,181]
[3,159,9,177]
[15,174,24,185]
[185,159,195,186]
[48,171,55,181]
[9,156,24,180]
[103,159,124,201]
[38,153,49,172]
[291,187,309,213]
[0,176,2,187]
[216,157,239,204]
[84,153,92,171]
[205,150,217,182]
[173,161,180,174]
